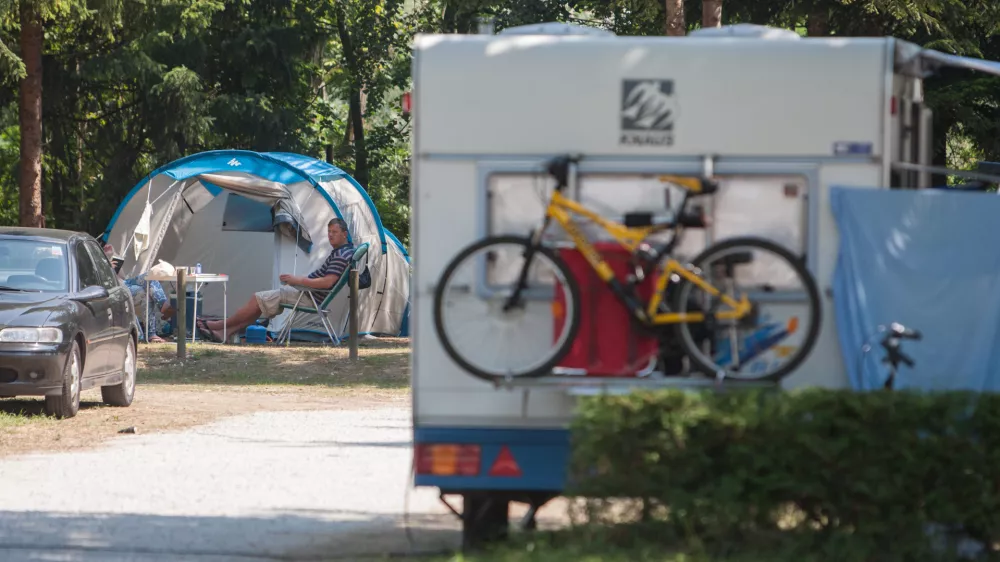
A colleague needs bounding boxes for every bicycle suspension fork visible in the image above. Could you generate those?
[502,217,551,312]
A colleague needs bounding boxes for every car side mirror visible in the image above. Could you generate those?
[71,285,109,302]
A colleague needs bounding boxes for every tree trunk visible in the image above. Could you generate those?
[931,114,954,188]
[806,9,829,36]
[442,1,457,33]
[346,89,369,187]
[75,58,86,227]
[18,0,44,228]
[702,0,722,28]
[334,4,369,188]
[665,0,685,36]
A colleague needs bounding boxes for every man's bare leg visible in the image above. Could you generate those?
[201,296,264,341]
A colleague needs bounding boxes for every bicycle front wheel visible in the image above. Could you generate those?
[433,235,582,382]
[670,236,822,382]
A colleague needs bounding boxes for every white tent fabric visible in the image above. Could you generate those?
[102,150,410,339]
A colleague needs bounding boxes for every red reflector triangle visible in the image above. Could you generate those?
[488,446,522,477]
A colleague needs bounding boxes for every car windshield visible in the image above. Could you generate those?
[0,239,69,293]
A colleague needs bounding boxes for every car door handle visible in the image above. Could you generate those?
[107,308,113,321]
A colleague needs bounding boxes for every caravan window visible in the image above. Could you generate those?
[221,193,274,232]
[486,171,705,258]
[708,176,806,256]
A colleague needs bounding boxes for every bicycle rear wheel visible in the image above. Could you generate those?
[433,235,581,382]
[670,236,822,382]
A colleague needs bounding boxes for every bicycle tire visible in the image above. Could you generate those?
[433,235,582,382]
[671,236,822,382]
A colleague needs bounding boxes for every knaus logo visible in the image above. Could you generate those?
[620,79,676,147]
[227,158,241,166]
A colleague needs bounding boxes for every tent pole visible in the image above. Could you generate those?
[138,183,186,274]
[122,179,181,266]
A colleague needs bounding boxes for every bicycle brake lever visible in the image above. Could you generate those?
[884,346,914,369]
[898,352,914,368]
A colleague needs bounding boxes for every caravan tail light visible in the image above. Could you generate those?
[488,445,523,477]
[415,443,481,476]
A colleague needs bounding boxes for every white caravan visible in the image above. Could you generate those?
[408,23,1000,545]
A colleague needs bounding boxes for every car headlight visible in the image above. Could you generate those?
[0,327,63,343]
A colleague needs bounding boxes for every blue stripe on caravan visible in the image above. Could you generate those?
[413,427,571,491]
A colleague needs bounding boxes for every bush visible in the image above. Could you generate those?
[566,388,1000,561]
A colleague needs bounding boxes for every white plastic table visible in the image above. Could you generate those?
[142,272,229,344]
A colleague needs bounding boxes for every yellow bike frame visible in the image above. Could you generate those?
[544,178,752,325]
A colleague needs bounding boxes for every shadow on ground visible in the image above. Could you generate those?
[0,397,106,418]
[0,509,460,562]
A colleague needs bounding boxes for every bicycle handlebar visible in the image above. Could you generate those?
[880,322,920,390]
[889,322,921,340]
[546,155,581,191]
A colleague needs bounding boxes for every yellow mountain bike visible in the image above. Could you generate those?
[432,155,822,383]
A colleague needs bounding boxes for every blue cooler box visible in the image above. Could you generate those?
[245,325,268,344]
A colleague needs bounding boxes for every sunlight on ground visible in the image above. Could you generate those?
[138,338,411,388]
[0,338,413,455]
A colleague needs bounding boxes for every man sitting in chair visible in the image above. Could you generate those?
[196,218,354,343]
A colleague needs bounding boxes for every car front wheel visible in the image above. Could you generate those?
[45,340,81,419]
[102,336,136,407]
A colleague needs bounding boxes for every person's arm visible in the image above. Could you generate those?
[282,249,350,290]
[287,274,339,290]
[149,280,168,307]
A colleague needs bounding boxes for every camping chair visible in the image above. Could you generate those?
[274,243,369,345]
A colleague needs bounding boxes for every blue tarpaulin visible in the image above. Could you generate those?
[831,186,1000,392]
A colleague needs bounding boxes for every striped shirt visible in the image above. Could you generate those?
[308,243,354,294]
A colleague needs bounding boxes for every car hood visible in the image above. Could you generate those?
[0,292,67,328]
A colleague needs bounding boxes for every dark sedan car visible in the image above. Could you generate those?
[0,227,138,418]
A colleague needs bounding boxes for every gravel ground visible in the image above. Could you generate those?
[0,406,464,561]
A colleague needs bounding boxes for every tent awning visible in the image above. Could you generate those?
[196,172,313,252]
[895,41,1000,79]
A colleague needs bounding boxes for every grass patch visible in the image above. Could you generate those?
[137,337,411,389]
[421,528,790,562]
[0,409,40,428]
[420,523,928,562]
[0,403,58,430]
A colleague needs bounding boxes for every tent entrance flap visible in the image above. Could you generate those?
[196,172,313,252]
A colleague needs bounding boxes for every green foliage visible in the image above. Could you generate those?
[0,0,998,236]
[567,389,1000,561]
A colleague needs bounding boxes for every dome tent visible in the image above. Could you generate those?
[101,149,410,340]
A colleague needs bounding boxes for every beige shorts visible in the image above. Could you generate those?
[255,285,309,318]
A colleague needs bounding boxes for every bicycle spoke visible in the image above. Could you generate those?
[434,237,579,379]
[671,237,821,382]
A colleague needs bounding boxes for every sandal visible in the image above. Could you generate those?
[195,319,224,343]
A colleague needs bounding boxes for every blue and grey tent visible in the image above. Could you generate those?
[102,150,410,339]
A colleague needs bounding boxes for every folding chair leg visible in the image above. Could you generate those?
[278,310,296,346]
[320,312,342,345]
[305,292,341,345]
[276,291,307,346]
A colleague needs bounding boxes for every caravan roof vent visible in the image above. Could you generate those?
[690,23,801,40]
[498,22,615,37]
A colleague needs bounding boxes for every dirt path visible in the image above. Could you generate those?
[0,338,411,458]
[0,385,408,458]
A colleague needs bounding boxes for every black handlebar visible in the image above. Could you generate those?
[889,322,921,340]
[546,155,580,192]
[881,322,921,389]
